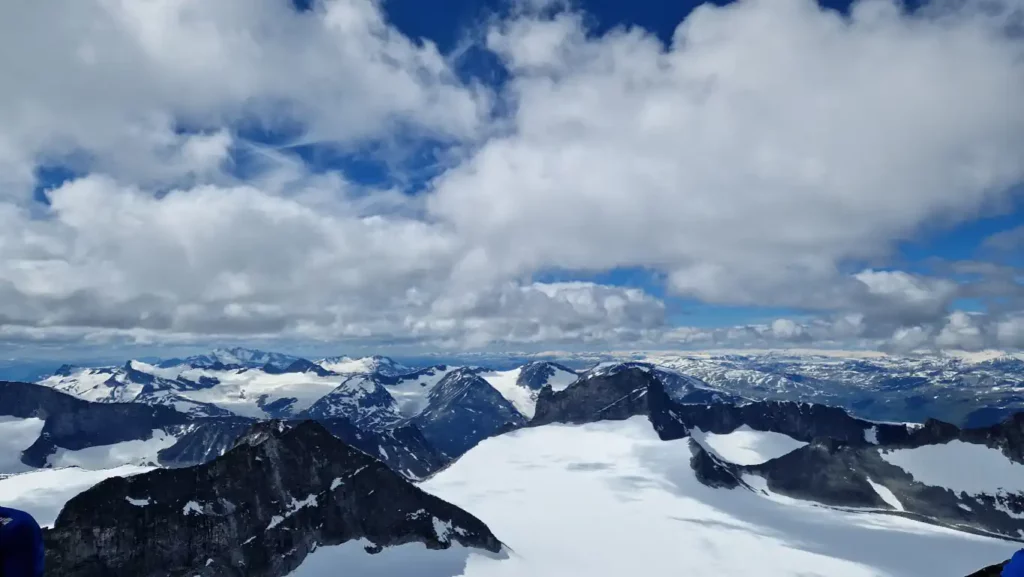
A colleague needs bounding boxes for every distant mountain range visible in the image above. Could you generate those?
[1,347,1021,575]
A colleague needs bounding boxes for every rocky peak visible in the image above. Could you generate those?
[299,375,403,431]
[413,369,526,458]
[516,361,577,390]
[45,420,502,577]
[531,366,655,426]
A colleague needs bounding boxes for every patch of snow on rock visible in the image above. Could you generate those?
[866,478,904,511]
[0,416,45,474]
[0,465,154,526]
[693,425,807,466]
[46,429,177,469]
[880,440,1024,496]
[183,501,204,516]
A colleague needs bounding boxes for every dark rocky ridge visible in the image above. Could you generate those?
[1,380,447,479]
[0,381,189,467]
[647,378,1024,541]
[531,367,654,425]
[44,420,502,577]
[516,361,577,390]
[413,368,526,458]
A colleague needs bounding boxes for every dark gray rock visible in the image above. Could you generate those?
[413,369,526,458]
[0,381,188,467]
[531,367,654,426]
[299,375,403,431]
[44,420,502,577]
[516,361,577,390]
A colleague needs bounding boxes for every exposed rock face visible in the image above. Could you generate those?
[531,367,655,426]
[647,375,879,445]
[0,381,188,467]
[158,417,446,478]
[299,375,403,431]
[966,559,1010,576]
[516,361,577,390]
[414,369,527,458]
[158,418,256,467]
[648,378,1024,540]
[44,420,502,577]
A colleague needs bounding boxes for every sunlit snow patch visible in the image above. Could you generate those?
[415,417,1016,577]
[880,441,1024,496]
[0,416,45,474]
[691,425,807,466]
[866,478,904,511]
[0,465,154,526]
[46,429,177,469]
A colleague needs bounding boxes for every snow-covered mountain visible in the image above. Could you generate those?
[300,375,404,430]
[44,420,502,577]
[5,352,1024,576]
[413,368,528,458]
[641,352,1024,427]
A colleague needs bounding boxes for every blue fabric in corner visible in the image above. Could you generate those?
[0,507,44,577]
[1004,549,1024,577]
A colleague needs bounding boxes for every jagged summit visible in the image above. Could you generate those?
[44,419,502,577]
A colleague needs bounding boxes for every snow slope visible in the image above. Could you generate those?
[479,364,580,419]
[691,425,808,466]
[880,441,1024,495]
[134,361,342,418]
[46,429,177,469]
[479,368,534,418]
[0,465,154,526]
[385,367,458,417]
[407,417,1017,577]
[0,416,45,474]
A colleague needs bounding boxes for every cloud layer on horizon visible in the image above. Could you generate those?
[0,0,1023,353]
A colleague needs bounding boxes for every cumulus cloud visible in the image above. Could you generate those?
[0,0,487,196]
[0,0,1023,352]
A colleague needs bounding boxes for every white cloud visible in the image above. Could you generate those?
[0,0,1023,352]
[429,0,1024,307]
[0,0,488,196]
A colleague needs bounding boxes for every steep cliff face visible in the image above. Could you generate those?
[647,377,1024,541]
[413,369,527,458]
[530,367,655,426]
[44,420,503,577]
[0,381,189,467]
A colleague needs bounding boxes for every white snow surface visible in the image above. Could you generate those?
[479,368,535,418]
[880,440,1024,496]
[0,465,154,526]
[400,417,1017,577]
[136,361,341,418]
[384,367,458,417]
[866,478,905,511]
[864,426,879,445]
[46,429,177,469]
[0,416,45,474]
[39,369,142,403]
[544,366,578,392]
[691,425,807,466]
[478,365,580,419]
[289,539,501,577]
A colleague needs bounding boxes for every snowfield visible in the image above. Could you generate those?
[414,418,1016,577]
[385,367,458,417]
[0,465,154,526]
[880,440,1024,496]
[690,425,808,466]
[479,369,535,419]
[45,429,177,469]
[0,416,45,474]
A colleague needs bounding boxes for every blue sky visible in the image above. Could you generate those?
[2,0,1024,360]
